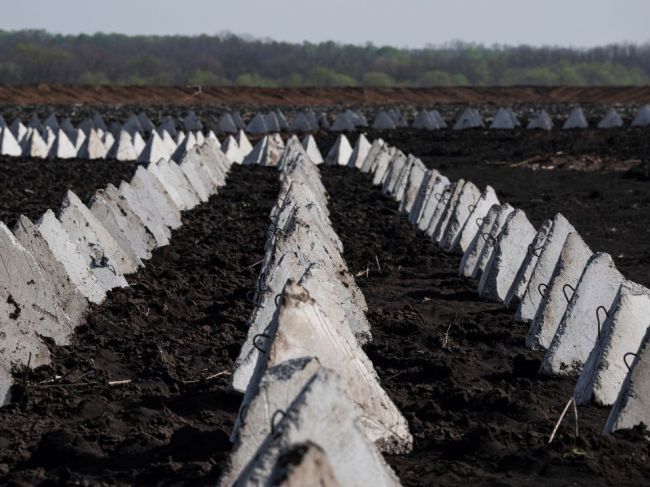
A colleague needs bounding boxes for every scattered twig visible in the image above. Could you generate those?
[548,396,579,444]
[108,379,132,386]
[180,370,231,385]
[374,255,382,273]
[442,323,453,349]
[247,259,263,270]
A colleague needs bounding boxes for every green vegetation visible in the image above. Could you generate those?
[0,30,648,86]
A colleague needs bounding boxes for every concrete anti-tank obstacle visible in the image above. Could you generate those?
[21,129,49,158]
[37,209,106,304]
[300,135,324,165]
[458,204,512,279]
[47,128,78,160]
[88,190,146,266]
[347,133,371,169]
[490,107,518,129]
[562,107,589,129]
[246,113,269,135]
[147,160,188,211]
[398,160,427,216]
[505,218,552,310]
[423,180,460,238]
[416,175,450,232]
[179,152,211,203]
[540,252,625,376]
[107,130,138,161]
[131,132,146,156]
[119,181,171,248]
[218,113,238,134]
[470,203,515,280]
[235,129,253,157]
[77,129,107,160]
[371,146,397,186]
[13,215,88,330]
[244,135,284,167]
[453,107,484,130]
[223,357,325,485]
[392,156,420,204]
[266,441,342,487]
[527,232,593,350]
[603,328,650,435]
[408,169,438,225]
[131,166,183,228]
[359,138,384,173]
[231,365,401,487]
[330,113,356,132]
[137,131,171,164]
[431,179,468,244]
[325,134,353,166]
[246,280,412,455]
[0,127,22,156]
[412,110,441,130]
[631,104,650,127]
[0,223,66,403]
[102,184,157,257]
[598,108,624,129]
[516,213,575,322]
[154,159,200,211]
[453,185,499,255]
[574,281,650,406]
[478,209,537,302]
[381,151,408,197]
[221,135,243,164]
[58,191,133,287]
[372,111,397,130]
[440,180,481,252]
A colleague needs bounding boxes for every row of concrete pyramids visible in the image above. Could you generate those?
[0,136,236,403]
[324,133,650,436]
[222,140,408,485]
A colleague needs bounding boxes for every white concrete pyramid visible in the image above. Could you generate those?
[9,118,27,141]
[318,113,330,130]
[138,131,171,164]
[575,281,650,406]
[527,110,554,130]
[412,111,440,130]
[218,113,238,134]
[563,107,589,129]
[347,134,371,168]
[289,112,314,132]
[398,160,427,216]
[527,232,593,350]
[265,112,281,132]
[440,180,482,252]
[235,129,253,157]
[360,138,386,174]
[123,114,144,136]
[246,113,269,134]
[631,104,650,127]
[330,113,355,132]
[431,110,447,128]
[21,129,49,158]
[131,131,146,157]
[221,135,243,164]
[159,116,178,137]
[47,129,77,160]
[43,113,59,131]
[60,117,75,138]
[372,111,397,130]
[301,135,324,165]
[184,111,203,132]
[137,112,155,133]
[92,112,107,132]
[71,128,86,151]
[388,108,407,128]
[541,253,625,375]
[78,117,94,135]
[325,134,353,166]
[490,107,517,129]
[107,130,139,161]
[77,129,108,160]
[454,107,484,130]
[0,127,22,156]
[102,131,115,153]
[232,111,246,129]
[598,107,624,129]
[28,114,43,132]
[454,185,499,255]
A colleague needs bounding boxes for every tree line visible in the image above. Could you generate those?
[0,30,648,86]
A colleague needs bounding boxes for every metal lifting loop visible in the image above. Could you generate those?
[596,306,609,341]
[467,204,476,213]
[270,409,286,434]
[538,283,548,298]
[624,352,639,372]
[275,294,283,307]
[562,284,575,304]
[528,243,545,257]
[475,217,484,228]
[253,333,270,353]
[481,232,496,243]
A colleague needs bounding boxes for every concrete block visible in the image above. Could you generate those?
[248,280,412,454]
[147,161,186,211]
[89,189,146,265]
[416,175,450,232]
[541,253,625,375]
[232,366,400,486]
[59,190,134,281]
[453,185,499,255]
[179,152,211,201]
[399,160,427,216]
[458,203,514,277]
[440,180,481,252]
[603,328,650,434]
[527,232,593,350]
[131,166,183,229]
[381,152,407,196]
[347,134,371,169]
[478,209,537,302]
[408,169,437,225]
[102,184,157,257]
[265,442,342,487]
[470,204,515,279]
[119,181,171,248]
[300,135,324,165]
[422,182,456,238]
[371,147,396,186]
[517,213,575,322]
[160,159,202,210]
[13,215,88,329]
[431,179,467,244]
[575,281,650,405]
[36,210,106,304]
[359,138,384,173]
[505,218,552,310]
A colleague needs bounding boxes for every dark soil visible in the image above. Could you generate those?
[0,156,137,227]
[0,122,649,485]
[0,166,278,485]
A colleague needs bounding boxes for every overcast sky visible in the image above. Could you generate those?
[4,0,649,48]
